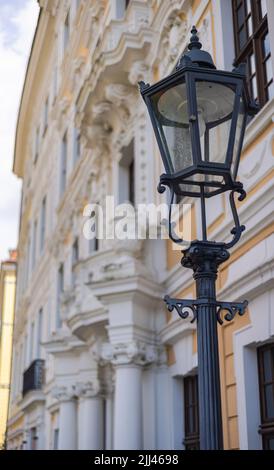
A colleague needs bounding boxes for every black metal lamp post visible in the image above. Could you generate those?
[139,27,258,450]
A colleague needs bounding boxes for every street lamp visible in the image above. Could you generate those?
[139,26,258,450]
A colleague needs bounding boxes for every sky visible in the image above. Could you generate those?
[0,0,39,261]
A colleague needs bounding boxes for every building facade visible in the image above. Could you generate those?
[7,0,274,450]
[0,250,17,448]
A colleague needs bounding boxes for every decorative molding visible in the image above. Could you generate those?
[55,95,71,130]
[156,8,188,75]
[198,15,213,58]
[105,83,138,129]
[91,101,112,125]
[128,60,150,85]
[240,137,271,179]
[76,380,100,398]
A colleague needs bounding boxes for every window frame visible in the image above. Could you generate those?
[73,127,81,164]
[89,208,99,254]
[257,343,274,450]
[118,139,135,205]
[53,428,59,450]
[34,126,40,164]
[32,219,38,270]
[232,0,273,106]
[36,308,43,359]
[43,97,49,136]
[30,427,37,450]
[63,10,70,52]
[40,196,47,253]
[60,131,68,195]
[183,374,200,450]
[56,263,64,329]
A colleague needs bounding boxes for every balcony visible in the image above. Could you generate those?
[22,359,45,397]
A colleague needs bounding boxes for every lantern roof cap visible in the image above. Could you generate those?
[177,26,216,70]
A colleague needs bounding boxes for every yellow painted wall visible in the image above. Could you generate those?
[0,263,16,448]
[218,310,250,449]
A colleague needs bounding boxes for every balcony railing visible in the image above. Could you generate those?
[22,359,45,397]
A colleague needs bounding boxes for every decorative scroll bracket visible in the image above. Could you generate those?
[224,184,247,249]
[157,175,247,249]
[164,295,248,325]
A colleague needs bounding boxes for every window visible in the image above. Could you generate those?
[36,308,43,359]
[34,127,40,163]
[24,334,28,369]
[56,264,64,329]
[53,65,58,102]
[29,322,35,364]
[102,398,107,450]
[129,159,135,205]
[63,10,70,52]
[89,209,99,253]
[19,343,24,394]
[53,428,59,450]
[43,97,49,135]
[40,196,46,252]
[60,132,68,195]
[114,0,130,19]
[118,140,135,205]
[32,220,37,270]
[73,127,81,164]
[183,375,199,450]
[26,234,31,283]
[258,343,274,450]
[72,238,79,264]
[30,427,37,450]
[72,238,79,286]
[232,0,273,106]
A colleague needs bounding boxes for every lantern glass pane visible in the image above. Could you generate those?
[231,96,245,179]
[151,81,193,174]
[196,80,236,165]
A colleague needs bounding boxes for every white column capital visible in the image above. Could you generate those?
[52,384,76,403]
[76,380,100,399]
[101,341,160,367]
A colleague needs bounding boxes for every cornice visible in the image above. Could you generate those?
[14,8,55,178]
[42,332,85,355]
[39,0,59,17]
[6,410,24,429]
[67,307,108,342]
[243,98,274,151]
[89,272,164,304]
[19,390,45,412]
[218,243,274,302]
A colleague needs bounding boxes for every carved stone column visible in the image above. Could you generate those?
[105,342,156,450]
[53,386,77,450]
[77,380,104,450]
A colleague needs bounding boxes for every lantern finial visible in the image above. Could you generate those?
[188,26,202,51]
[177,26,216,69]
